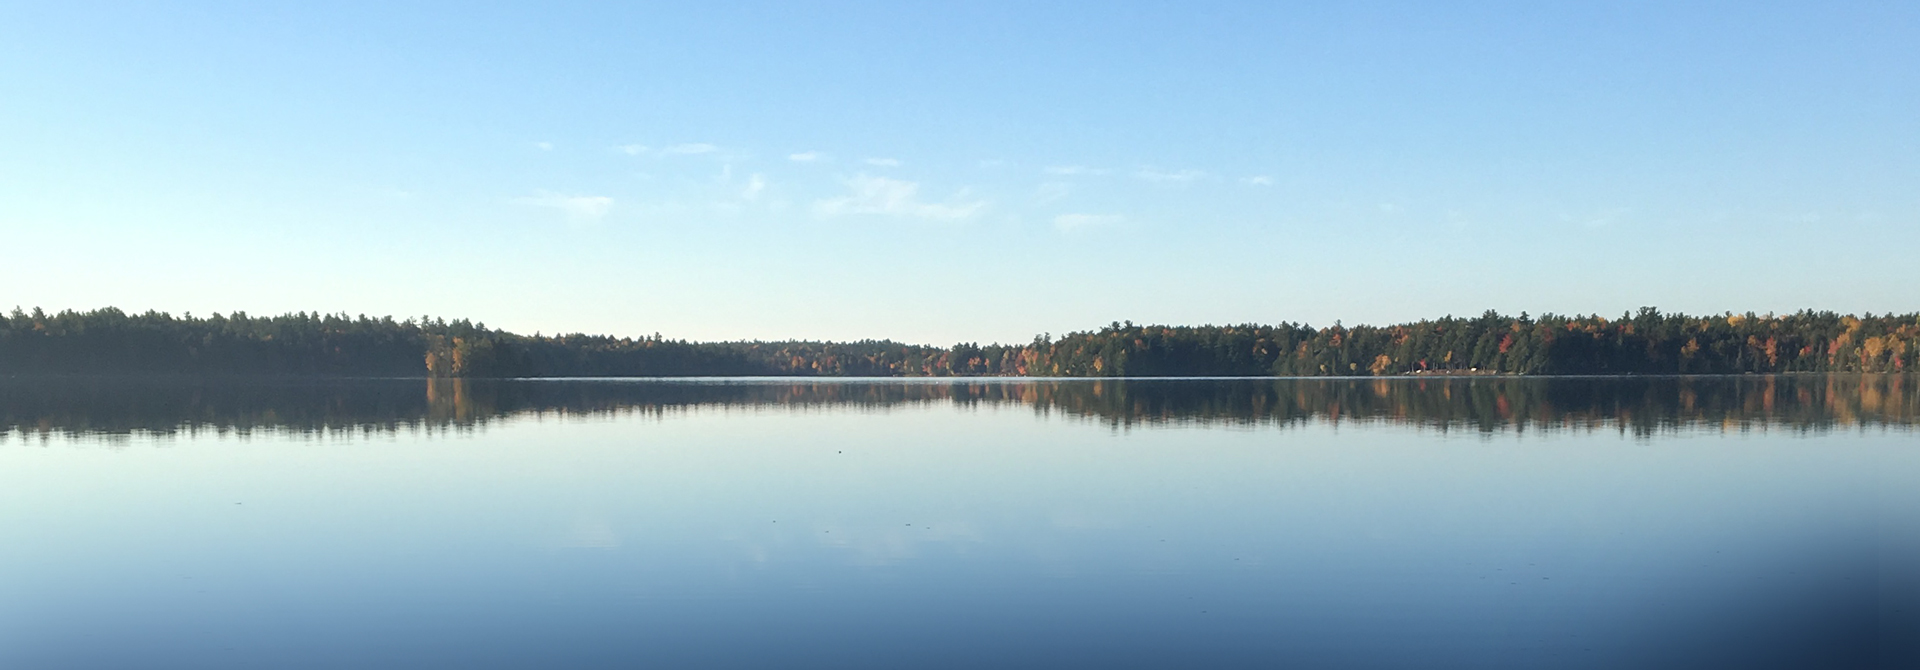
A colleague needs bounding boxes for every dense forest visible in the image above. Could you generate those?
[0,306,1914,378]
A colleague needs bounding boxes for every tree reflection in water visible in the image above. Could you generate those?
[0,375,1913,442]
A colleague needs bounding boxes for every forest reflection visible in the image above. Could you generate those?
[1,375,1914,441]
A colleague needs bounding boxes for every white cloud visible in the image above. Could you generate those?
[534,141,554,151]
[1558,207,1631,229]
[615,144,648,156]
[864,157,902,167]
[1446,209,1471,231]
[814,175,985,221]
[1044,165,1107,176]
[1240,175,1274,186]
[789,151,826,162]
[661,143,719,155]
[1054,213,1121,231]
[1584,207,1632,228]
[512,191,614,221]
[1034,182,1071,204]
[741,173,766,201]
[1135,168,1204,183]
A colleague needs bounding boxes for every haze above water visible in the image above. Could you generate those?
[3,376,1916,669]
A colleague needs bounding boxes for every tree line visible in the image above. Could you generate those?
[1,306,1914,378]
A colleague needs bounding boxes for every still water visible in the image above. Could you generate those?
[2,376,1916,669]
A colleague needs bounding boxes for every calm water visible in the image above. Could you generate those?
[2,376,1916,669]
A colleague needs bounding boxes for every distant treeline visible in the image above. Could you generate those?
[0,307,1914,377]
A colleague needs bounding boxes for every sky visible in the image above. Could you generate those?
[2,1,1916,344]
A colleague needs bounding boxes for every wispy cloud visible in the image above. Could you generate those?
[864,157,902,167]
[534,141,554,151]
[814,175,985,221]
[789,151,826,162]
[512,191,614,221]
[1240,175,1273,186]
[1581,207,1632,229]
[1054,213,1121,231]
[1135,168,1205,183]
[1034,182,1071,205]
[1044,165,1108,176]
[661,143,719,155]
[614,144,648,156]
[741,174,766,201]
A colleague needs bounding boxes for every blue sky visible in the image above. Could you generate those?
[3,2,1915,343]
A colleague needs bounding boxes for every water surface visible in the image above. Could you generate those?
[2,376,1915,668]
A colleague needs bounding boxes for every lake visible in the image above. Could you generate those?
[2,376,1916,668]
